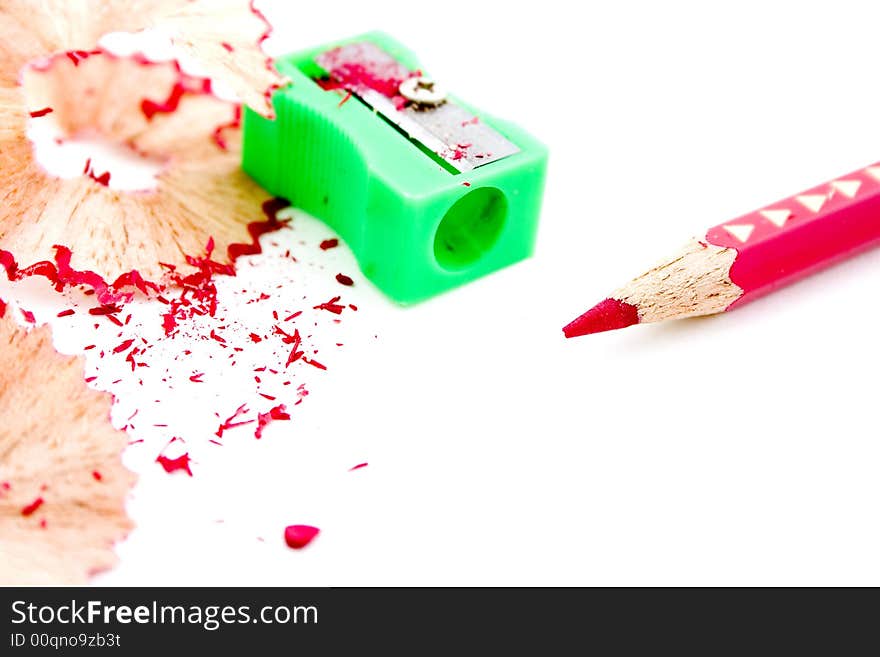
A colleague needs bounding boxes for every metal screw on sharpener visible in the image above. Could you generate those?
[399,76,447,106]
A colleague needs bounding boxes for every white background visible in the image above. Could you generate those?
[14,0,880,585]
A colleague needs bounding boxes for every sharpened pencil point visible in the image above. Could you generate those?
[563,298,640,338]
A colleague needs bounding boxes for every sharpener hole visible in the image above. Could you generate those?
[433,187,507,270]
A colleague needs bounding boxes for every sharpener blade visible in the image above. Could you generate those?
[315,42,520,173]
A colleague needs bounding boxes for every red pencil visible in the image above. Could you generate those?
[564,162,880,337]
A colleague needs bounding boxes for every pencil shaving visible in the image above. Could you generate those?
[2,52,268,281]
[0,315,135,584]
[0,0,282,116]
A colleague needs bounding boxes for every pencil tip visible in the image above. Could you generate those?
[563,298,640,338]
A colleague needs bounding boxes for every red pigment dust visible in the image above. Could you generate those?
[349,462,368,471]
[92,471,103,481]
[562,298,640,338]
[29,107,53,118]
[319,239,339,250]
[284,524,320,549]
[335,273,354,286]
[21,497,44,517]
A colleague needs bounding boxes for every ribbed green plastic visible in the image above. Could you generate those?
[242,32,548,304]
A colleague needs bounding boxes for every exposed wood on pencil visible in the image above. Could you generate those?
[563,239,741,337]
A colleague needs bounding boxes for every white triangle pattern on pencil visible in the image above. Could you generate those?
[723,224,754,243]
[865,166,880,182]
[830,179,861,199]
[759,209,791,228]
[796,194,827,213]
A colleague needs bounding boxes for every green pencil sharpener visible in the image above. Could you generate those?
[242,32,548,304]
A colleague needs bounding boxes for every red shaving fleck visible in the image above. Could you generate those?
[88,168,111,186]
[88,304,122,316]
[84,376,97,383]
[273,325,297,343]
[189,372,204,382]
[92,471,103,481]
[249,332,262,343]
[0,299,5,318]
[338,91,353,107]
[112,338,135,354]
[313,296,345,314]
[319,238,339,250]
[284,311,302,321]
[20,308,35,323]
[255,404,290,439]
[221,42,235,52]
[21,497,44,517]
[56,309,75,317]
[335,273,354,286]
[285,329,304,367]
[156,453,193,476]
[349,462,369,471]
[461,116,480,127]
[81,158,111,186]
[216,404,253,437]
[29,107,53,118]
[259,393,276,400]
[284,524,320,549]
[162,312,177,336]
[39,519,47,529]
[462,182,471,187]
[303,358,327,371]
